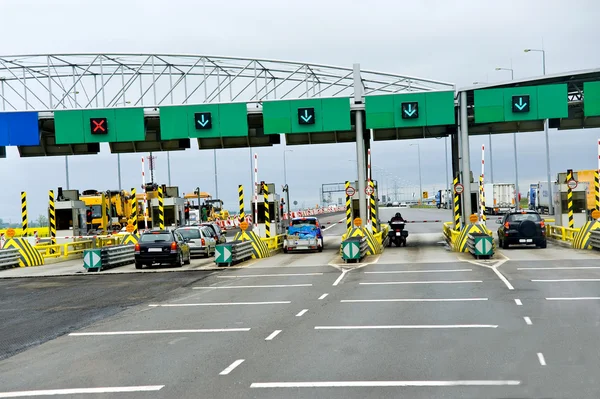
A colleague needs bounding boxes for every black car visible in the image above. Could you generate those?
[496,210,546,249]
[134,230,191,269]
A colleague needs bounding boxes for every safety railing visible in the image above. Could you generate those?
[84,245,135,272]
[546,225,579,242]
[63,240,94,257]
[34,243,63,259]
[261,234,285,251]
[0,248,20,269]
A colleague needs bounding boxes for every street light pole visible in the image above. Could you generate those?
[410,144,423,204]
[525,48,552,214]
[495,66,519,210]
[283,149,293,218]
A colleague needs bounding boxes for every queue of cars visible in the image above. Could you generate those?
[134,222,227,269]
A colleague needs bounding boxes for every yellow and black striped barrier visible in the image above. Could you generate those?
[263,183,270,238]
[48,190,56,251]
[453,176,461,231]
[21,191,28,236]
[343,226,383,255]
[233,229,270,258]
[4,238,44,267]
[572,220,600,249]
[595,170,599,211]
[157,185,165,230]
[369,180,378,233]
[130,188,138,235]
[345,181,352,230]
[121,233,140,246]
[238,185,245,219]
[567,169,574,229]
[453,223,494,253]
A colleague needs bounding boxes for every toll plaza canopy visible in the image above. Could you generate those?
[0,53,598,157]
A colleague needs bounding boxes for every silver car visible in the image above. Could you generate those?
[175,226,217,258]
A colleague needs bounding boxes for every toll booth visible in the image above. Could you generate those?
[251,182,283,237]
[350,180,379,223]
[149,185,186,228]
[553,171,589,228]
[467,182,481,216]
[53,188,87,237]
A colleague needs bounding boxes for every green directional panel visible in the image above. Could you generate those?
[503,87,538,121]
[114,108,146,142]
[219,103,248,137]
[187,104,220,139]
[365,95,395,129]
[425,91,455,126]
[474,89,505,123]
[290,99,323,133]
[263,101,291,135]
[54,110,85,144]
[159,105,188,140]
[538,84,568,119]
[393,93,426,128]
[584,81,600,117]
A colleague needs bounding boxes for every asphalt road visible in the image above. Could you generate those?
[2,208,600,398]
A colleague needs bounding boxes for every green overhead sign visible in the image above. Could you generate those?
[584,81,600,117]
[474,84,568,123]
[262,97,351,134]
[159,102,248,140]
[364,91,455,129]
[55,108,145,144]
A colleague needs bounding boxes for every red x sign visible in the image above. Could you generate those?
[90,118,108,134]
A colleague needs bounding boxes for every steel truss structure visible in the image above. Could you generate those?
[0,53,454,112]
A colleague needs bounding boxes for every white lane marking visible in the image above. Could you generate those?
[332,270,348,286]
[318,293,329,300]
[359,280,482,285]
[492,267,514,290]
[149,301,291,307]
[546,297,600,301]
[537,353,547,366]
[532,279,600,282]
[265,330,282,341]
[296,309,308,317]
[341,298,488,303]
[0,386,164,397]
[219,359,245,375]
[524,317,532,325]
[365,269,472,274]
[519,266,600,270]
[218,273,323,278]
[315,324,498,330]
[193,284,312,289]
[250,380,520,388]
[514,299,523,306]
[323,217,346,231]
[69,328,250,336]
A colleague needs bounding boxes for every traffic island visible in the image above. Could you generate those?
[215,241,253,267]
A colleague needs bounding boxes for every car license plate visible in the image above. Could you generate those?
[396,232,401,236]
[519,239,533,243]
[148,248,162,252]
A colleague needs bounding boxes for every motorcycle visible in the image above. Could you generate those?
[387,220,408,247]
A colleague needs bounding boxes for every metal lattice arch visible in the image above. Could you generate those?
[0,53,455,111]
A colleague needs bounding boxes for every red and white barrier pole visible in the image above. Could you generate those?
[253,153,258,229]
[480,144,486,223]
[141,157,148,230]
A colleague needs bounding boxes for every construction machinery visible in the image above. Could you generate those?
[80,189,131,232]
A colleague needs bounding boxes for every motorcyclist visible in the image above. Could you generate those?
[390,212,405,223]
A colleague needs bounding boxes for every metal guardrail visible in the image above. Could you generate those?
[215,240,254,266]
[341,236,368,263]
[83,245,135,272]
[589,230,600,250]
[467,233,494,259]
[546,225,579,242]
[262,234,285,251]
[0,248,20,269]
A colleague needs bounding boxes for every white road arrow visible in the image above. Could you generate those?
[343,242,357,258]
[84,253,90,267]
[475,239,487,254]
[91,252,101,267]
[223,246,231,260]
[215,247,222,259]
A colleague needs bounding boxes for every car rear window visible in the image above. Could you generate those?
[140,233,172,242]
[177,229,201,239]
[508,213,541,222]
[291,218,317,227]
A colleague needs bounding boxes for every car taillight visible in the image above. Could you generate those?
[201,238,205,246]
[171,242,178,250]
[504,222,510,229]
[540,220,545,228]
[134,243,140,251]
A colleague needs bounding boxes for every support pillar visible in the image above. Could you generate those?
[459,91,472,226]
[353,63,367,225]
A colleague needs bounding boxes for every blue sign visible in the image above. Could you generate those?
[298,108,315,125]
[194,112,212,129]
[512,96,530,113]
[401,102,419,119]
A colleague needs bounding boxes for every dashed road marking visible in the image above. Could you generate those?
[0,386,165,397]
[250,380,520,388]
[514,299,523,306]
[69,328,250,336]
[315,324,498,330]
[219,359,245,375]
[524,317,532,325]
[341,298,488,303]
[296,309,308,317]
[537,353,546,366]
[360,280,482,285]
[265,330,282,341]
[318,293,329,300]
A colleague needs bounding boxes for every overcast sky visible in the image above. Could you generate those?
[0,0,598,221]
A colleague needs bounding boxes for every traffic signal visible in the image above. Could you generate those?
[86,209,93,223]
